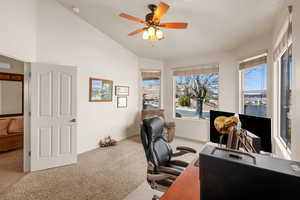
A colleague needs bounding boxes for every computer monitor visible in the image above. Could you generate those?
[210,110,272,152]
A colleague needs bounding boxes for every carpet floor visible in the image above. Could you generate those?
[0,149,25,193]
[0,136,203,200]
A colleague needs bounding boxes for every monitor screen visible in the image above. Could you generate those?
[210,110,272,152]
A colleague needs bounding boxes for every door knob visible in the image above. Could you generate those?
[70,118,76,123]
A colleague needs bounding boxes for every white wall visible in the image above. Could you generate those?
[0,55,24,74]
[0,55,24,116]
[1,81,23,114]
[138,58,163,71]
[35,0,140,154]
[0,0,141,155]
[0,0,36,62]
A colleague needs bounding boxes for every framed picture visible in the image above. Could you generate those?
[89,78,113,102]
[117,97,127,108]
[115,86,129,96]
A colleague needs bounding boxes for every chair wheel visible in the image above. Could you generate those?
[152,195,160,200]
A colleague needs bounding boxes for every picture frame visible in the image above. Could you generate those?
[89,78,113,102]
[115,86,130,96]
[117,96,127,108]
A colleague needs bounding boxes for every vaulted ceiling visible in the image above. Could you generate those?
[57,0,284,60]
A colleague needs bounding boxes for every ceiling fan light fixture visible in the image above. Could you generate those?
[156,29,164,40]
[148,26,156,36]
[150,35,157,42]
[120,2,188,42]
[142,30,149,40]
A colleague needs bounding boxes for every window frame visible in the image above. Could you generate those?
[172,69,219,121]
[141,70,162,110]
[239,63,268,117]
[276,43,293,151]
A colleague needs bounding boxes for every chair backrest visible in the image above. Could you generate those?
[141,117,172,168]
[141,109,165,120]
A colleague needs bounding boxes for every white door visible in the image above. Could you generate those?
[30,63,77,171]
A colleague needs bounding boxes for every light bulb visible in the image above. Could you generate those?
[150,35,157,41]
[156,29,164,40]
[142,30,149,40]
[148,27,155,36]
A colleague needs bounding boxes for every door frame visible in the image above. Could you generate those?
[0,53,30,172]
[23,63,30,172]
[0,55,77,172]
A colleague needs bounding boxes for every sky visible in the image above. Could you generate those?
[243,64,267,91]
[143,80,160,85]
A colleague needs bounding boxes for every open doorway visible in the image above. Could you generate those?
[0,55,25,192]
[0,56,78,176]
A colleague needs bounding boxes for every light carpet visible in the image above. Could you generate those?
[0,149,25,193]
[123,181,163,200]
[0,136,203,200]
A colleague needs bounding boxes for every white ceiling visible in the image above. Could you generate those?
[57,0,285,60]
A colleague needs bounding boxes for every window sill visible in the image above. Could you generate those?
[174,117,209,122]
[274,136,291,160]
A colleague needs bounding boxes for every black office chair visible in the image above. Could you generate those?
[140,117,197,198]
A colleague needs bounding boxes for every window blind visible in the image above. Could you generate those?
[172,66,219,76]
[239,56,267,70]
[141,71,161,80]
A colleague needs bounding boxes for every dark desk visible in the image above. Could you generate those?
[160,159,200,200]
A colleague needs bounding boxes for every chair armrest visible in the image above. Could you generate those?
[147,173,176,181]
[157,166,182,176]
[169,160,189,168]
[172,146,197,157]
[176,146,197,154]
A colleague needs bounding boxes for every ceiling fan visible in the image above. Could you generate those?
[119,2,188,41]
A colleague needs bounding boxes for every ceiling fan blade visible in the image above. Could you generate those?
[159,22,188,29]
[152,2,170,22]
[128,28,146,36]
[119,13,146,24]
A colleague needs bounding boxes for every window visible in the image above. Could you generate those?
[174,66,219,120]
[274,5,292,151]
[240,55,268,118]
[279,45,292,149]
[142,71,161,110]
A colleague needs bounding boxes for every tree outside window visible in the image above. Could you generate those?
[175,72,219,120]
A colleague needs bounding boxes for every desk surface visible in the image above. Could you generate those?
[160,160,200,200]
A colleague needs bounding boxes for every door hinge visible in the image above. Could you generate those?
[28,72,31,79]
[29,111,31,116]
[28,151,31,157]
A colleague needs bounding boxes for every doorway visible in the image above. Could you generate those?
[0,55,25,192]
[0,55,78,186]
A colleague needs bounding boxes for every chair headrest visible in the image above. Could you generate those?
[142,117,164,141]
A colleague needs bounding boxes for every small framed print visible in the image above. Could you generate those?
[117,96,127,108]
[115,86,129,96]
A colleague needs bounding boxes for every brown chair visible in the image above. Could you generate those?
[141,109,175,142]
[0,118,24,152]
